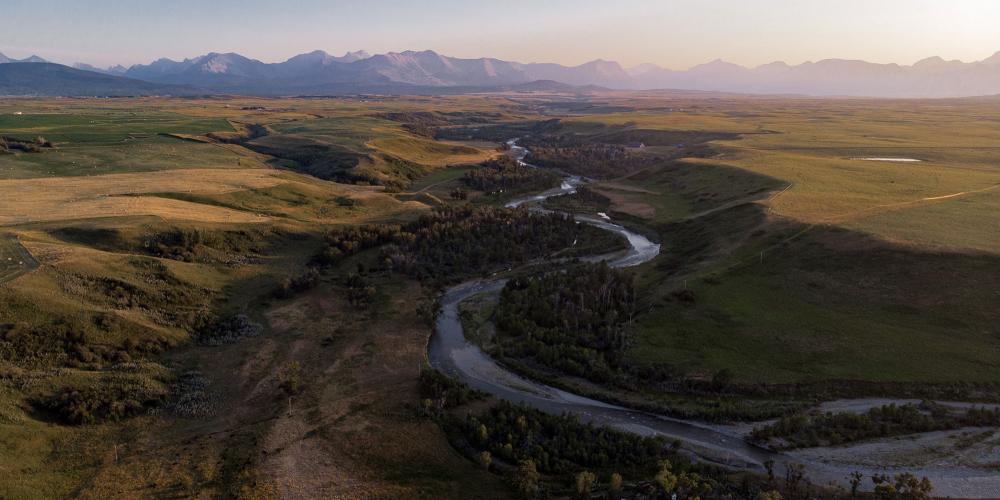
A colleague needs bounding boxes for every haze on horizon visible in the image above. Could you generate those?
[3,0,1000,70]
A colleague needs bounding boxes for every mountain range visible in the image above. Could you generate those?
[4,49,1000,97]
[0,60,201,97]
[0,53,49,64]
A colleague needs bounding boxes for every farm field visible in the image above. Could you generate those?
[1,93,998,497]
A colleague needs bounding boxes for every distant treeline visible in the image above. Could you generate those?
[440,401,802,499]
[454,401,675,475]
[527,144,651,179]
[461,155,560,195]
[436,119,741,179]
[318,205,622,283]
[751,402,1000,449]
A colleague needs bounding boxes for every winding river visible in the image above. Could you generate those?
[426,141,998,497]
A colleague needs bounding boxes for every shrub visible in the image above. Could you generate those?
[418,368,485,409]
[275,268,321,298]
[197,314,263,346]
[277,361,303,396]
[37,369,170,425]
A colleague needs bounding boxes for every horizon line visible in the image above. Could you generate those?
[4,47,1000,73]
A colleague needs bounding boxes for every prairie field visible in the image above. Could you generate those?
[0,96,507,497]
[545,95,1000,385]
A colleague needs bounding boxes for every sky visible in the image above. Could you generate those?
[3,0,1000,69]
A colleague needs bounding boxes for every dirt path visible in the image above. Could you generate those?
[672,183,793,223]
[824,183,1000,225]
[714,182,1000,273]
[408,176,455,195]
[0,234,38,285]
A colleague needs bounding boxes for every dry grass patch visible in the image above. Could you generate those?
[0,168,287,225]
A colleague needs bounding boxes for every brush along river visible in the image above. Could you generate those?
[426,141,999,497]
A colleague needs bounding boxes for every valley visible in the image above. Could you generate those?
[0,92,998,498]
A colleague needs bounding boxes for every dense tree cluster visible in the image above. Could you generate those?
[343,272,379,309]
[456,402,673,475]
[319,224,402,265]
[434,119,562,142]
[418,368,485,410]
[382,206,605,281]
[434,376,938,498]
[52,226,274,265]
[527,144,651,178]
[274,268,321,299]
[319,206,619,283]
[543,186,612,213]
[872,473,934,500]
[461,156,560,195]
[750,402,1000,449]
[494,262,636,383]
[36,368,170,425]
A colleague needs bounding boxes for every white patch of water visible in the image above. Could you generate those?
[853,157,922,162]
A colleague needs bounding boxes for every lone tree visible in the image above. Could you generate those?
[476,451,491,470]
[655,460,677,493]
[277,361,303,396]
[849,471,864,497]
[575,470,596,498]
[873,473,933,500]
[512,459,540,498]
[609,472,623,498]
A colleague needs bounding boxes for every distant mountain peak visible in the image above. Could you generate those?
[915,56,945,65]
[283,49,370,67]
[73,63,132,76]
[0,62,201,96]
[582,59,623,69]
[912,56,965,71]
[982,51,1000,66]
[690,59,746,73]
[0,53,49,64]
[341,50,371,61]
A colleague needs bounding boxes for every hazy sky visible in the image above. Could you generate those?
[4,0,1000,69]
